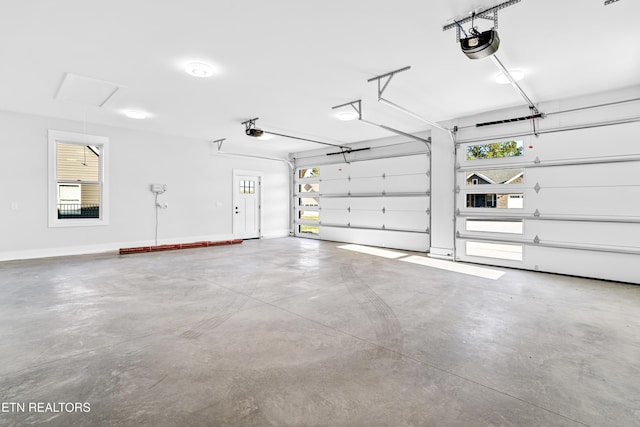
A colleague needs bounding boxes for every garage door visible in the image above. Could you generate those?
[455,121,640,284]
[294,151,431,252]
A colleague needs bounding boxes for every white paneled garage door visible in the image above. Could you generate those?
[455,121,640,284]
[294,152,430,252]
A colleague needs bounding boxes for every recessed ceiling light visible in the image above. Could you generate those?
[124,110,148,119]
[495,70,524,84]
[337,111,358,121]
[185,61,215,78]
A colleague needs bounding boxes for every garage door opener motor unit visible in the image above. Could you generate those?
[460,28,500,59]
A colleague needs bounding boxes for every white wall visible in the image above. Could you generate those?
[0,110,290,261]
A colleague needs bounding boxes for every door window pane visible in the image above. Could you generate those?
[299,168,320,178]
[466,241,523,261]
[240,180,255,194]
[466,169,524,185]
[466,140,523,160]
[465,218,524,234]
[299,225,319,234]
[299,183,319,193]
[466,193,524,208]
[299,210,319,221]
[56,142,101,219]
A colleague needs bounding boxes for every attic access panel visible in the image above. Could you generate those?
[55,73,125,107]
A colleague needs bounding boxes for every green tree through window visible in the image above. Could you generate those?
[466,140,523,160]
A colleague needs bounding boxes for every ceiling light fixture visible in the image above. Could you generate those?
[124,110,148,119]
[336,111,358,121]
[185,61,215,78]
[495,70,524,84]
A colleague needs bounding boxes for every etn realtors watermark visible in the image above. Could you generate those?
[1,402,91,413]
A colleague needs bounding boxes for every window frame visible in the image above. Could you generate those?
[48,130,109,227]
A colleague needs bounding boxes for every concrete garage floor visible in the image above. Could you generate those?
[0,238,639,426]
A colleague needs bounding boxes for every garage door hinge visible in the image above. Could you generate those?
[382,224,386,230]
[455,231,461,238]
[455,208,461,216]
[382,207,386,214]
[534,183,541,193]
[426,227,430,234]
[455,163,461,170]
[348,176,351,181]
[348,222,351,228]
[382,173,386,179]
[534,156,541,164]
[533,235,540,244]
[455,186,460,194]
[426,190,431,197]
[426,208,431,215]
[533,209,541,217]
[347,206,351,212]
[426,170,431,177]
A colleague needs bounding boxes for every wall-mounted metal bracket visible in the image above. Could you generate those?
[331,99,362,120]
[213,138,226,151]
[367,66,411,99]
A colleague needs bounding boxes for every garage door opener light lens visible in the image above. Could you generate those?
[495,70,524,84]
[337,111,358,121]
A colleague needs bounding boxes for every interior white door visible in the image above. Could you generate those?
[233,174,261,239]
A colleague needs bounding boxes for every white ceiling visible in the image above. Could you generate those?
[1,0,638,157]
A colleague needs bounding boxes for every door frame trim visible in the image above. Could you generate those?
[232,169,264,239]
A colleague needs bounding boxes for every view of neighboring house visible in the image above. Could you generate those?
[57,142,100,218]
[466,168,524,209]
